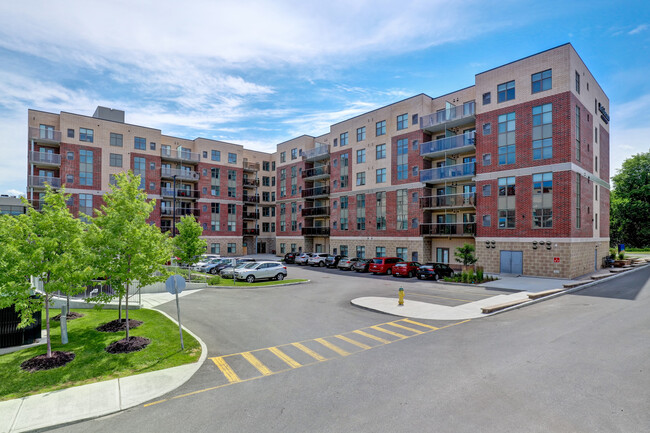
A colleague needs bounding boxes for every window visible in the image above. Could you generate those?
[498,112,516,165]
[109,153,122,167]
[595,155,598,172]
[340,132,349,146]
[161,145,171,157]
[340,245,348,257]
[483,123,491,135]
[280,152,286,163]
[532,69,552,93]
[356,172,366,186]
[356,246,366,259]
[576,173,581,228]
[397,189,408,230]
[397,138,408,180]
[376,144,386,159]
[263,161,270,171]
[376,247,386,258]
[80,128,94,142]
[412,140,419,151]
[482,92,491,105]
[397,113,408,130]
[210,203,220,231]
[262,176,270,186]
[211,168,220,196]
[482,215,491,227]
[376,168,386,183]
[396,247,407,261]
[150,143,156,151]
[532,172,553,228]
[262,222,270,232]
[333,138,338,147]
[340,154,349,188]
[211,150,221,161]
[66,174,74,184]
[533,103,553,160]
[595,183,599,202]
[356,149,366,163]
[497,80,515,102]
[280,168,286,197]
[228,153,237,164]
[79,149,94,186]
[498,177,516,228]
[576,106,581,162]
[203,151,208,158]
[272,161,275,170]
[134,137,146,150]
[412,166,418,177]
[291,166,297,195]
[67,128,74,138]
[376,191,386,230]
[356,194,365,230]
[376,120,386,136]
[79,194,93,217]
[107,133,122,148]
[263,191,270,202]
[340,196,348,231]
[227,203,236,232]
[357,127,366,142]
[575,71,580,94]
[412,114,418,126]
[227,243,236,254]
[227,170,236,197]
[291,148,297,160]
[483,153,492,166]
[67,151,74,160]
[211,243,221,254]
[482,184,491,197]
[594,127,598,143]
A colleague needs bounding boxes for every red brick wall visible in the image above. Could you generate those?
[60,143,102,190]
[330,148,352,192]
[391,130,427,185]
[600,188,610,238]
[599,127,610,183]
[571,94,594,173]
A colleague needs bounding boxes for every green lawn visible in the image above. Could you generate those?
[0,308,201,401]
[209,278,307,287]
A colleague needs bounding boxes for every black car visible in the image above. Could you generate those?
[284,252,297,264]
[416,263,455,280]
[325,255,344,268]
[351,259,372,273]
[210,257,256,275]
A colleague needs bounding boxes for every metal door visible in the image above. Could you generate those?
[500,250,523,274]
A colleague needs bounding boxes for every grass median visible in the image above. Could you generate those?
[0,308,201,401]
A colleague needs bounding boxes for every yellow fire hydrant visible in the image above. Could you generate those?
[398,287,404,306]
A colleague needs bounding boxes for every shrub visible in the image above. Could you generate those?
[618,251,625,260]
[609,247,617,258]
[468,269,475,283]
[477,268,484,282]
[207,275,221,285]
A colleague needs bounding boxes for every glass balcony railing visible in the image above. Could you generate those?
[29,151,61,165]
[243,195,260,203]
[419,222,476,236]
[419,192,476,209]
[243,178,260,187]
[28,175,61,188]
[420,132,475,156]
[302,186,330,198]
[242,211,260,219]
[243,161,260,171]
[420,162,475,183]
[302,206,330,217]
[160,188,199,198]
[302,165,330,179]
[160,168,199,181]
[302,145,330,161]
[420,102,476,130]
[160,148,201,163]
[29,127,61,143]
[302,227,330,236]
[160,208,200,217]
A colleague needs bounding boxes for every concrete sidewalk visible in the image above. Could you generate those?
[0,292,207,433]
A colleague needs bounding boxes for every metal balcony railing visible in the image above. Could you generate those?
[420,162,475,183]
[302,145,330,161]
[160,148,201,163]
[29,127,61,143]
[28,175,61,188]
[242,228,260,235]
[242,211,260,219]
[420,132,475,157]
[160,188,200,198]
[302,186,330,198]
[243,178,260,187]
[160,208,200,217]
[420,102,475,130]
[301,165,330,179]
[160,168,200,181]
[419,193,476,209]
[243,161,260,172]
[419,222,476,236]
[302,206,330,217]
[302,226,330,236]
[29,151,61,165]
[243,195,260,203]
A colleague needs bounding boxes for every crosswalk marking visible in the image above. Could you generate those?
[402,318,439,330]
[371,325,407,339]
[386,322,424,334]
[269,346,302,368]
[211,357,241,383]
[315,338,350,356]
[241,351,273,376]
[292,342,327,361]
[335,334,372,350]
[353,329,391,344]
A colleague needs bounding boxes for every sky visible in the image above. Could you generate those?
[0,0,648,196]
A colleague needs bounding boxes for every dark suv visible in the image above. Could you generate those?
[369,257,402,275]
[283,252,297,264]
[325,255,344,268]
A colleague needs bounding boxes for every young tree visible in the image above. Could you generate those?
[455,243,478,267]
[173,215,207,281]
[610,151,650,248]
[90,171,171,340]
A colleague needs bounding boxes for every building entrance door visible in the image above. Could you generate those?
[500,250,523,274]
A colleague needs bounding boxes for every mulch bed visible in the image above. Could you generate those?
[20,351,76,372]
[105,336,151,354]
[51,312,85,321]
[96,319,143,333]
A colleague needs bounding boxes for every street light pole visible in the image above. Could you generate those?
[172,174,177,238]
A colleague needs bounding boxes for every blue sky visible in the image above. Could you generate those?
[0,0,648,195]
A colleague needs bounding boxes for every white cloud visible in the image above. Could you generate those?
[628,24,648,35]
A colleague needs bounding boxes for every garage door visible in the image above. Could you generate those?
[500,250,523,274]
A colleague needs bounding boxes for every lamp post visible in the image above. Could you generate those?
[172,174,177,237]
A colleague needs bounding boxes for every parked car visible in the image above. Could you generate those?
[325,255,344,268]
[391,261,422,278]
[221,262,254,279]
[337,257,363,270]
[369,257,402,275]
[432,263,455,278]
[416,263,455,280]
[201,258,230,274]
[284,252,297,264]
[234,261,288,283]
[209,257,256,275]
[196,257,224,272]
[308,253,330,267]
[352,259,372,273]
[192,255,221,271]
[295,253,313,266]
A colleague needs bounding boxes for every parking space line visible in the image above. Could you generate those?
[315,338,350,356]
[402,318,439,330]
[353,329,391,344]
[211,357,241,383]
[371,326,407,339]
[335,334,372,350]
[385,322,424,334]
[241,351,273,376]
[292,342,327,361]
[268,347,302,368]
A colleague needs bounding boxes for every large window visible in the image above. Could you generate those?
[397,139,409,180]
[396,189,408,230]
[291,202,297,231]
[227,170,236,197]
[79,149,94,186]
[532,69,552,93]
[340,154,349,188]
[134,137,146,150]
[80,128,94,142]
[280,152,286,163]
[576,173,581,228]
[291,166,297,195]
[110,132,123,147]
[498,112,516,165]
[376,168,386,183]
[210,243,220,254]
[533,103,553,160]
[376,144,386,160]
[340,132,349,147]
[211,150,221,161]
[575,71,580,94]
[376,246,386,258]
[498,176,516,228]
[397,113,408,130]
[356,246,365,259]
[280,168,286,197]
[356,172,366,186]
[532,172,553,228]
[211,168,220,196]
[227,203,236,231]
[291,148,297,160]
[356,194,365,230]
[340,245,348,257]
[211,203,220,231]
[228,153,237,164]
[357,127,366,142]
[497,80,515,102]
[356,149,366,163]
[396,247,407,261]
[575,106,581,162]
[340,196,348,230]
[109,153,122,167]
[376,120,386,136]
[79,194,93,217]
[376,192,386,230]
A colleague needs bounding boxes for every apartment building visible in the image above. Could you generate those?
[26,43,609,278]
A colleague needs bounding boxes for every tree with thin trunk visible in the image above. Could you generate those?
[455,243,478,268]
[173,215,207,281]
[89,171,171,340]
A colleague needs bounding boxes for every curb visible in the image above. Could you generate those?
[205,280,310,289]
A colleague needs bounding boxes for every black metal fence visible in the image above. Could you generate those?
[0,297,42,348]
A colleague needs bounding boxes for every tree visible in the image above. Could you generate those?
[90,171,171,340]
[455,243,478,267]
[173,215,207,281]
[610,151,650,248]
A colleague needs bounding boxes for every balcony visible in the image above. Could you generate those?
[28,175,61,188]
[29,127,61,144]
[420,162,475,184]
[419,222,476,237]
[420,102,475,134]
[29,151,61,167]
[160,148,201,163]
[160,207,200,217]
[243,228,260,236]
[243,178,260,188]
[242,211,260,220]
[243,161,260,172]
[302,145,330,162]
[243,195,260,204]
[302,206,330,218]
[160,188,199,199]
[160,226,179,235]
[302,186,330,198]
[420,193,476,209]
[161,168,199,181]
[302,226,330,236]
[420,132,475,159]
[301,165,330,180]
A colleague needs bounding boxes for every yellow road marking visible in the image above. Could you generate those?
[241,351,273,376]
[269,346,301,368]
[315,338,350,356]
[402,318,439,330]
[292,342,327,361]
[353,329,391,344]
[371,325,407,339]
[385,322,424,334]
[336,334,372,350]
[144,400,166,407]
[211,357,241,383]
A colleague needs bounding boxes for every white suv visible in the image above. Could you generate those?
[308,253,329,267]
